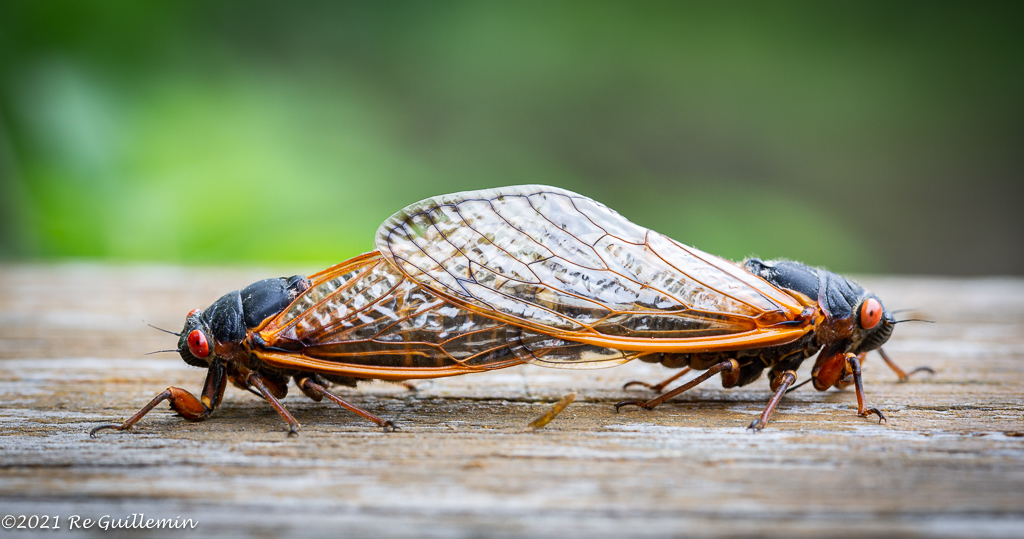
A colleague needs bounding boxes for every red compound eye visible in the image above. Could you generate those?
[187,308,201,319]
[187,329,210,358]
[860,298,882,329]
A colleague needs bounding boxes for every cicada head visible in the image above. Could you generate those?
[744,258,897,354]
[850,294,896,354]
[178,308,214,368]
[172,278,302,369]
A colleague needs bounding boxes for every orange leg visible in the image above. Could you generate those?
[616,360,738,412]
[298,377,398,431]
[838,349,934,387]
[811,345,848,390]
[246,372,300,436]
[622,367,692,392]
[749,370,797,431]
[848,354,886,423]
[833,352,865,390]
[878,347,934,382]
[89,387,208,437]
[811,350,887,424]
[231,370,290,400]
[90,361,227,436]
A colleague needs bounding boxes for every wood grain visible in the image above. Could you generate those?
[1,263,1023,538]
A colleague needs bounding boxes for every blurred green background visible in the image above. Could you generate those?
[0,1,1021,274]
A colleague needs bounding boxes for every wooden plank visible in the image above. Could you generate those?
[1,263,1023,538]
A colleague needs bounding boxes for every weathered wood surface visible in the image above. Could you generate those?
[1,263,1023,538]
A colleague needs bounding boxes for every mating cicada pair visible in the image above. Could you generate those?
[92,185,929,436]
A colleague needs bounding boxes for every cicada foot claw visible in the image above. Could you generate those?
[89,424,127,437]
[748,419,765,432]
[382,420,400,432]
[860,407,887,424]
[879,348,935,383]
[621,368,691,392]
[614,399,652,413]
[899,366,935,382]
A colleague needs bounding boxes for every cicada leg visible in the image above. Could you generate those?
[878,347,935,382]
[622,367,692,392]
[749,370,797,431]
[837,349,934,387]
[811,346,847,390]
[90,361,227,436]
[297,377,398,431]
[784,378,812,394]
[615,360,738,412]
[848,354,886,423]
[229,372,267,399]
[811,351,886,424]
[246,372,301,436]
[833,353,866,390]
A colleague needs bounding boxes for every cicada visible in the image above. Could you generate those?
[93,185,926,436]
[376,185,929,430]
[91,251,618,436]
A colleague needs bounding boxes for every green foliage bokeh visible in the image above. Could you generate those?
[1,1,1021,274]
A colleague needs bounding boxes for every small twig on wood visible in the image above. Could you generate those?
[522,392,576,431]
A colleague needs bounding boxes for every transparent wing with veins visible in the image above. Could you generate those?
[257,252,643,375]
[375,185,810,359]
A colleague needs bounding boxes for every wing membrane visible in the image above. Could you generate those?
[255,252,637,378]
[376,185,812,355]
[508,325,646,370]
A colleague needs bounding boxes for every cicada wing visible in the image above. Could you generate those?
[375,185,811,353]
[258,252,522,377]
[507,325,644,370]
[255,252,640,379]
